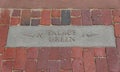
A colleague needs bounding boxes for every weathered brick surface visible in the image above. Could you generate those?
[21,10,31,26]
[0,25,9,47]
[2,61,13,72]
[52,10,61,17]
[0,9,10,25]
[114,23,120,37]
[71,47,83,58]
[83,49,96,72]
[10,17,20,25]
[71,17,82,25]
[91,10,103,25]
[81,10,92,25]
[94,48,106,57]
[113,9,120,23]
[25,60,37,72]
[31,10,41,18]
[27,48,38,59]
[96,58,108,72]
[14,48,27,70]
[3,48,16,59]
[31,19,40,26]
[72,58,84,72]
[12,10,21,17]
[41,10,51,26]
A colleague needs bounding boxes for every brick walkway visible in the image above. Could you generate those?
[0,8,120,72]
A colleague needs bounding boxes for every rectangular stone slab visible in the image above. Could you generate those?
[6,25,116,48]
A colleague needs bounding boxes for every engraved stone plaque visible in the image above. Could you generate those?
[6,25,116,48]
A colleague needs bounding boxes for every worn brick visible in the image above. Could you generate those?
[0,55,2,72]
[101,9,112,25]
[71,47,83,58]
[71,17,82,25]
[106,38,120,72]
[49,48,60,60]
[12,10,21,16]
[60,48,72,69]
[114,24,120,37]
[3,48,16,59]
[72,58,84,72]
[113,10,120,23]
[10,17,20,25]
[61,10,70,25]
[52,10,61,17]
[13,70,23,72]
[25,60,37,72]
[91,10,103,25]
[31,19,40,26]
[51,18,61,25]
[0,25,9,47]
[21,10,31,26]
[96,58,108,72]
[83,49,96,72]
[38,48,49,70]
[71,10,81,17]
[31,10,41,18]
[41,10,51,26]
[14,48,27,70]
[0,47,4,53]
[27,48,38,59]
[81,10,92,25]
[48,60,61,72]
[0,9,10,25]
[94,48,106,57]
[2,61,13,72]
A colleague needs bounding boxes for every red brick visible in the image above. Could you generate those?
[71,17,82,25]
[10,17,21,25]
[81,10,92,25]
[60,48,72,69]
[106,48,120,72]
[91,10,103,25]
[38,48,49,70]
[60,48,72,59]
[71,47,83,58]
[49,48,60,60]
[0,9,10,25]
[14,48,27,70]
[61,58,72,70]
[25,60,37,72]
[0,25,9,47]
[31,10,41,18]
[101,9,112,25]
[106,38,120,72]
[112,9,120,16]
[0,47,4,53]
[48,60,61,72]
[72,58,84,72]
[52,10,61,17]
[114,24,120,37]
[83,49,96,72]
[12,10,21,16]
[21,10,31,26]
[113,10,120,23]
[2,61,13,72]
[3,48,16,59]
[27,48,38,59]
[96,58,108,72]
[41,10,51,25]
[114,16,120,23]
[71,10,81,17]
[0,55,2,72]
[94,48,106,57]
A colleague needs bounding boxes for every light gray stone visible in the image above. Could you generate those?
[6,25,116,48]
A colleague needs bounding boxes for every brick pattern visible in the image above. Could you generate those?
[0,8,120,72]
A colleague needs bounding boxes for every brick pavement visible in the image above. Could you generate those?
[0,8,120,72]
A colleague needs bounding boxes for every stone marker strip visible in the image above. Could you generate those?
[6,25,116,48]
